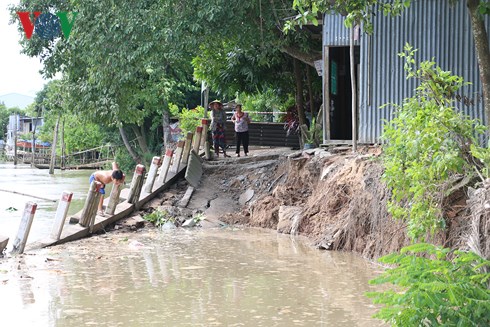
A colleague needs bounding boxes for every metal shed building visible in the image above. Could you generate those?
[322,0,490,144]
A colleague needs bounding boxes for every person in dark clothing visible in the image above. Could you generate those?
[210,100,230,158]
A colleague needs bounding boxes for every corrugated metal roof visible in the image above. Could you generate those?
[323,0,490,143]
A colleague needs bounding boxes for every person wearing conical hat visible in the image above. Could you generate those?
[209,100,230,158]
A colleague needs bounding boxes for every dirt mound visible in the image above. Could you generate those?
[220,146,479,259]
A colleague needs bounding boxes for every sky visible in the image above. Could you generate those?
[0,1,47,98]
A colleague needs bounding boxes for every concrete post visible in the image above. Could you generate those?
[193,126,203,154]
[144,156,162,193]
[200,119,209,149]
[170,140,184,173]
[50,191,73,241]
[128,164,146,204]
[157,149,173,184]
[0,235,8,254]
[181,132,193,165]
[205,140,212,160]
[11,202,37,254]
[105,183,123,216]
[79,181,103,227]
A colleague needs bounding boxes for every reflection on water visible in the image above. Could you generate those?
[0,163,103,245]
[0,229,385,326]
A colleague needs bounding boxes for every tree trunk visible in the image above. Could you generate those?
[131,125,150,154]
[294,58,307,129]
[162,108,172,151]
[49,116,60,175]
[350,27,357,152]
[119,125,141,163]
[467,0,490,130]
[306,65,316,119]
[61,119,65,169]
[282,46,321,68]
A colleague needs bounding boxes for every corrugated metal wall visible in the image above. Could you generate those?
[323,0,490,143]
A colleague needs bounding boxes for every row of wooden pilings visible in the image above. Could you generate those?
[0,119,210,256]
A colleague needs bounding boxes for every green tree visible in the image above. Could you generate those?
[11,0,324,149]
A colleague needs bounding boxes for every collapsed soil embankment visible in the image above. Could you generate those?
[135,146,479,260]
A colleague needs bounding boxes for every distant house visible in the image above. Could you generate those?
[321,0,490,144]
[5,114,46,151]
[0,93,35,110]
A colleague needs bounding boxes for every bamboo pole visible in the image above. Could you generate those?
[0,188,56,202]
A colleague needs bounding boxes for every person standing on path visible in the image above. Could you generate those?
[210,100,230,158]
[231,104,251,157]
[89,162,125,215]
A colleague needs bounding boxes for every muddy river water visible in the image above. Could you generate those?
[0,163,386,326]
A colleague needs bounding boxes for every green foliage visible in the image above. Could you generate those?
[367,243,490,326]
[381,44,488,240]
[193,212,205,223]
[143,209,172,227]
[114,147,136,174]
[175,106,207,136]
[285,0,410,34]
[237,89,289,122]
[300,117,322,145]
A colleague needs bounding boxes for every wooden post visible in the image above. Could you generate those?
[350,26,357,153]
[14,116,17,166]
[11,202,37,254]
[200,119,209,149]
[105,183,122,216]
[128,164,146,204]
[193,126,203,153]
[49,116,60,175]
[170,140,184,173]
[157,149,173,184]
[181,132,193,165]
[79,181,102,227]
[50,191,73,241]
[144,156,162,193]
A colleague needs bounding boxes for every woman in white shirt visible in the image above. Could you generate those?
[231,104,251,157]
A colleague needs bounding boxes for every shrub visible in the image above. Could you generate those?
[367,243,490,326]
[382,44,488,240]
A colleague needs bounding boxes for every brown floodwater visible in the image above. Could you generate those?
[0,228,386,326]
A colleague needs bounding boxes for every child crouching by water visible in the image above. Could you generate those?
[89,162,125,215]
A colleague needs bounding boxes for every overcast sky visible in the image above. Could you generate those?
[0,1,47,97]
